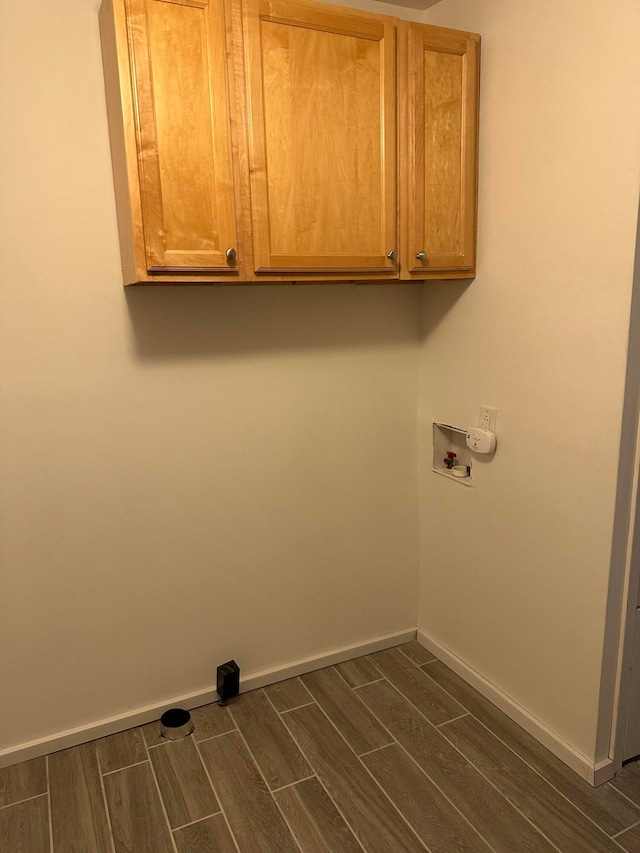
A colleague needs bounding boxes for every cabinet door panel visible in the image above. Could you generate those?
[127,0,238,273]
[244,0,397,275]
[403,24,479,276]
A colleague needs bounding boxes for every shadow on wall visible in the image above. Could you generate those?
[602,193,640,763]
[420,279,471,343]
[125,283,423,360]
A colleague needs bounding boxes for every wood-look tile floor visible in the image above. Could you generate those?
[4,642,640,852]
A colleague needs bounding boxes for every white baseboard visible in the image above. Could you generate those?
[417,629,614,787]
[0,627,417,769]
[593,758,616,786]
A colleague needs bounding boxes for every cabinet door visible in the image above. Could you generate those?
[401,24,479,277]
[243,0,397,276]
[126,0,239,274]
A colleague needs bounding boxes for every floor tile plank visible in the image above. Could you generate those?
[0,757,47,808]
[173,813,238,853]
[191,704,237,743]
[231,690,311,790]
[357,678,556,853]
[300,667,393,756]
[0,794,49,853]
[49,742,113,853]
[283,702,425,852]
[104,761,174,853]
[96,728,147,774]
[398,641,436,666]
[141,721,166,750]
[264,678,314,712]
[617,821,640,852]
[149,737,219,829]
[424,659,640,836]
[362,743,491,852]
[611,760,640,807]
[13,650,640,853]
[198,730,299,853]
[442,714,622,853]
[273,777,362,853]
[334,656,382,689]
[369,648,466,725]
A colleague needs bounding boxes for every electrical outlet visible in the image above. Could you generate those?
[479,406,497,432]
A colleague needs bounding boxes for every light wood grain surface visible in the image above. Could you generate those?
[141,720,166,749]
[191,703,238,742]
[611,758,640,806]
[274,777,363,853]
[149,737,219,829]
[300,667,393,755]
[0,795,49,853]
[0,757,46,807]
[424,659,640,836]
[96,728,147,774]
[616,821,640,853]
[7,641,640,852]
[283,702,425,852]
[334,655,382,688]
[442,714,623,853]
[198,730,299,852]
[104,761,174,853]
[263,677,313,712]
[49,743,113,853]
[362,742,491,852]
[368,647,466,725]
[101,0,243,282]
[357,678,557,853]
[173,813,238,853]
[102,0,481,284]
[230,689,311,789]
[398,640,436,666]
[400,21,479,277]
[128,0,239,273]
[243,0,397,276]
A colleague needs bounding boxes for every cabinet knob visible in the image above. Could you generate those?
[226,247,237,262]
[416,251,427,262]
[387,250,398,262]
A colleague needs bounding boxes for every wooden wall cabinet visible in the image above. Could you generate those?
[100,0,479,285]
[243,0,397,278]
[100,0,245,283]
[400,23,480,279]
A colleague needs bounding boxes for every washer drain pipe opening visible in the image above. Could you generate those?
[160,708,194,741]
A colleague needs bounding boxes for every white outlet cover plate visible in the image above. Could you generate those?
[479,406,497,432]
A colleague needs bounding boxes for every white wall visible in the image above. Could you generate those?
[0,0,421,755]
[419,0,640,764]
[5,0,637,775]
